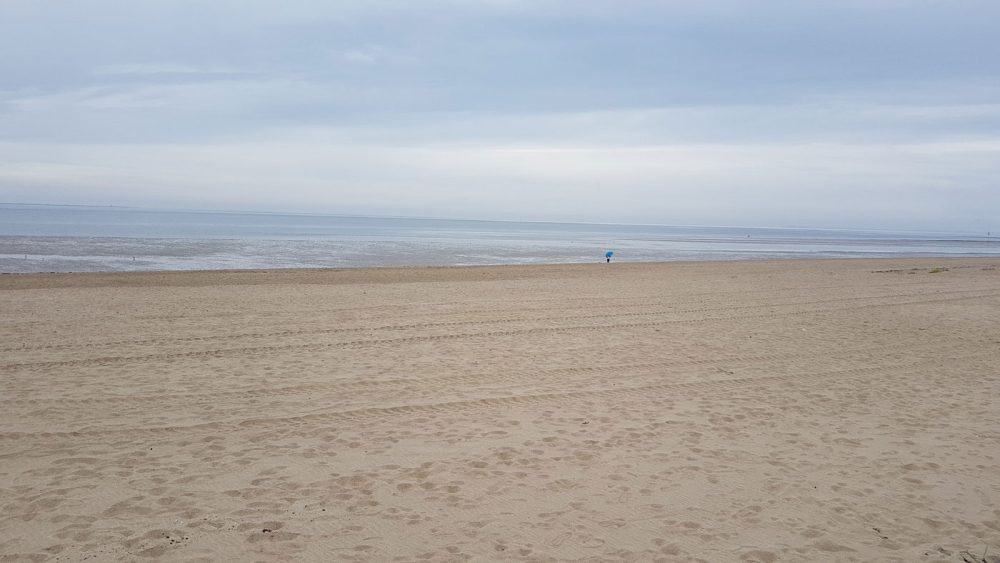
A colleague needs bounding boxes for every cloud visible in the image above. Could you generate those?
[1,0,999,231]
[2,136,997,230]
[93,63,258,77]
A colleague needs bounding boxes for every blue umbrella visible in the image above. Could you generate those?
[605,251,614,258]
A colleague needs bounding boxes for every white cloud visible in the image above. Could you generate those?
[2,136,997,229]
[94,63,258,76]
[2,0,999,231]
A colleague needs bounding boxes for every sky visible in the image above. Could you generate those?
[1,0,998,231]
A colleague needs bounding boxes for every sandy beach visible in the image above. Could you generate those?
[1,258,998,561]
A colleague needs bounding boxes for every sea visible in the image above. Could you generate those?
[2,204,998,273]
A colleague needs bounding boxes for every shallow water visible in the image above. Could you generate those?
[2,204,998,273]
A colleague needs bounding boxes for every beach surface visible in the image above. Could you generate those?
[1,258,999,561]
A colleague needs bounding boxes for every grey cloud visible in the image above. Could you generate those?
[1,0,998,231]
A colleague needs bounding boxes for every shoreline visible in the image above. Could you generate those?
[1,256,997,289]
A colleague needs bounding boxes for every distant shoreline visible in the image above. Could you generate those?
[3,206,997,274]
[5,252,1000,276]
[1,202,991,237]
[2,257,997,290]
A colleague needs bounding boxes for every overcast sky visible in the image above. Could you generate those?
[1,1,998,231]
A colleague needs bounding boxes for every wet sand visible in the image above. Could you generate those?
[1,259,999,561]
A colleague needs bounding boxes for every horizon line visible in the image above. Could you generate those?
[0,201,993,237]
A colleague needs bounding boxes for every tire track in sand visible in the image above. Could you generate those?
[2,290,997,372]
[0,338,976,407]
[4,285,994,353]
[0,351,990,441]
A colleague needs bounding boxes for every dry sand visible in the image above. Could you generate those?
[1,258,999,562]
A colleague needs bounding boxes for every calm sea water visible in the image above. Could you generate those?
[1,204,998,273]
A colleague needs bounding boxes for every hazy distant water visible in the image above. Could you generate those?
[1,205,998,273]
